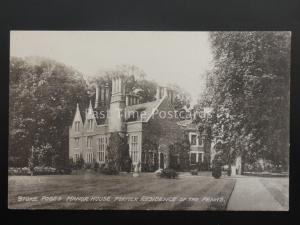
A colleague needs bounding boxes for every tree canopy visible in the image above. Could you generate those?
[201,32,290,169]
[9,57,89,167]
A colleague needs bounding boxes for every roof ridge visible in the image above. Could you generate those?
[145,96,167,122]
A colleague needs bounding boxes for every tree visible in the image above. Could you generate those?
[88,65,157,104]
[106,132,130,172]
[168,83,192,120]
[201,32,290,170]
[9,56,89,167]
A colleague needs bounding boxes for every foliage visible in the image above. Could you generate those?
[88,65,157,104]
[9,56,89,167]
[168,136,191,171]
[100,163,119,175]
[106,132,130,172]
[141,139,158,172]
[9,166,63,176]
[190,169,198,175]
[159,168,178,179]
[212,154,222,179]
[93,162,99,172]
[33,166,58,175]
[28,151,37,172]
[8,167,31,176]
[168,83,192,120]
[52,154,64,171]
[84,163,92,169]
[123,157,132,173]
[74,157,84,170]
[201,32,290,169]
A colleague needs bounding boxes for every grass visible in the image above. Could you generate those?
[8,172,236,210]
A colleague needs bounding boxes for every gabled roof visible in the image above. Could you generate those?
[73,103,83,124]
[125,97,165,122]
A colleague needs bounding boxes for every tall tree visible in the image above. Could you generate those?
[88,65,157,103]
[202,32,290,170]
[9,57,89,167]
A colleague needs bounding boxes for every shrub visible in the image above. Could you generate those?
[106,132,130,173]
[212,156,222,179]
[159,168,178,179]
[84,163,92,169]
[61,167,72,175]
[190,169,198,175]
[227,166,232,176]
[74,157,84,169]
[8,167,31,176]
[93,162,99,172]
[122,157,132,173]
[8,166,73,176]
[100,165,119,175]
[33,166,57,175]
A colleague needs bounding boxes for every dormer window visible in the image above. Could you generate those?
[74,121,80,132]
[88,119,93,130]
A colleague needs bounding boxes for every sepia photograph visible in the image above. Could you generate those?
[8,31,290,211]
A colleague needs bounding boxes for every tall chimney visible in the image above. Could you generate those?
[100,85,105,105]
[109,75,126,133]
[95,85,99,108]
[105,83,110,105]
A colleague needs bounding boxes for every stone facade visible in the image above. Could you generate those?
[69,75,184,172]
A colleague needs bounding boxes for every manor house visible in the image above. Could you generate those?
[69,75,211,172]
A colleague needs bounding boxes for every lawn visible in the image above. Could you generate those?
[8,172,236,210]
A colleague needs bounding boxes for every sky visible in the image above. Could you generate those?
[10,31,213,105]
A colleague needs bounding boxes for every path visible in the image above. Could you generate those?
[227,176,288,211]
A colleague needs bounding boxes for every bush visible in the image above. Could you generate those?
[93,162,99,172]
[73,157,84,170]
[9,166,73,176]
[8,167,31,176]
[122,157,132,173]
[33,166,58,175]
[212,156,222,179]
[190,169,198,175]
[227,166,232,176]
[61,167,72,175]
[84,163,92,169]
[159,168,178,179]
[99,164,119,175]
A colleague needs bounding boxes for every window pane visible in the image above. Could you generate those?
[191,135,197,145]
[191,153,196,164]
